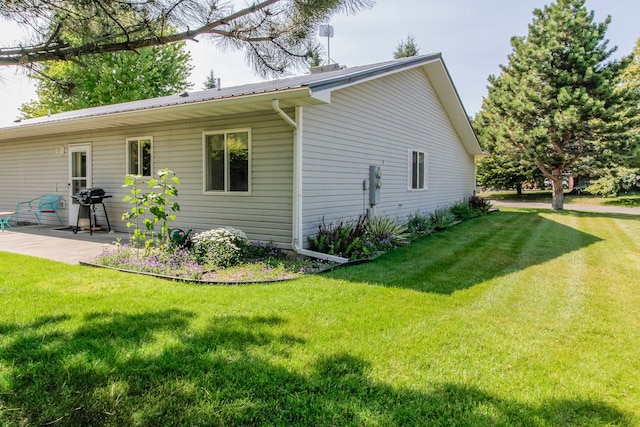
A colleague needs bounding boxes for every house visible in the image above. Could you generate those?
[0,53,483,258]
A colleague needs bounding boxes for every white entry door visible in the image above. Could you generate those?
[68,144,92,225]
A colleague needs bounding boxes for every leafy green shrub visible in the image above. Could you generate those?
[366,215,409,248]
[619,169,640,192]
[406,211,433,236]
[587,169,640,196]
[243,241,287,262]
[586,176,619,197]
[122,168,181,247]
[307,214,370,259]
[468,195,493,214]
[192,227,248,268]
[429,207,457,230]
[449,201,476,221]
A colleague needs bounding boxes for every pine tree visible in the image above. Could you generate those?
[203,70,218,90]
[393,34,420,59]
[475,0,639,209]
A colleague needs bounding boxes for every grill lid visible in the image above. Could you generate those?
[74,188,107,203]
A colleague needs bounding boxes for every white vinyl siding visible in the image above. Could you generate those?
[0,65,476,247]
[0,138,69,227]
[0,111,294,245]
[301,67,476,243]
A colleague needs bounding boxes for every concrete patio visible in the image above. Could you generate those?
[0,225,127,264]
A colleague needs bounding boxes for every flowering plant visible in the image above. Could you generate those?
[94,242,205,279]
[192,227,249,268]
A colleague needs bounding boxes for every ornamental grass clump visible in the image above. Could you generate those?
[192,227,249,268]
[428,207,457,230]
[365,215,410,250]
[406,210,433,236]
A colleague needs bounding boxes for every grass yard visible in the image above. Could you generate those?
[1,208,639,426]
[481,189,640,207]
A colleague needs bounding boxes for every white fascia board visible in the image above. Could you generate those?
[422,61,483,156]
[308,55,442,103]
[0,88,319,141]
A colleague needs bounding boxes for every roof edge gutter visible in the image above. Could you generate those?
[271,99,348,265]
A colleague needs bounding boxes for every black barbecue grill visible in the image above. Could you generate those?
[72,188,112,235]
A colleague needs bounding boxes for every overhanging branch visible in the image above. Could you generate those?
[0,0,282,65]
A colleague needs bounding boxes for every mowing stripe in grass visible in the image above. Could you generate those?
[1,210,639,425]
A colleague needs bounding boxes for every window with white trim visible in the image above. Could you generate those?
[409,150,427,190]
[203,129,251,193]
[126,137,153,177]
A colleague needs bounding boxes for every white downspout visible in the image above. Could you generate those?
[272,99,348,264]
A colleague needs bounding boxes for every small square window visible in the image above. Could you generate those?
[127,137,153,176]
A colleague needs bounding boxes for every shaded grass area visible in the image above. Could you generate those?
[327,211,602,293]
[482,190,640,207]
[601,195,640,207]
[1,209,639,426]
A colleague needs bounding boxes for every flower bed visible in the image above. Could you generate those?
[91,231,336,284]
[90,197,493,284]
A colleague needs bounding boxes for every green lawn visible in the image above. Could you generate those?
[481,189,640,207]
[1,208,639,426]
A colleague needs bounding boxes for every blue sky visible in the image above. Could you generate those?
[1,0,639,126]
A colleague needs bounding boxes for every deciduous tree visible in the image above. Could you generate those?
[20,42,192,117]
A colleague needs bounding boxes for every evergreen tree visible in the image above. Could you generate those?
[620,38,640,94]
[584,38,640,195]
[619,38,640,169]
[475,0,639,209]
[0,0,374,77]
[393,34,420,59]
[203,70,217,90]
[20,43,193,118]
[474,113,543,194]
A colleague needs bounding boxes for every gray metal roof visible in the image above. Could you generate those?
[10,53,442,128]
[0,53,482,155]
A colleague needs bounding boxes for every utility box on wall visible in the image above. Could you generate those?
[369,165,381,206]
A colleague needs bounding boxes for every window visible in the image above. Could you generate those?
[203,129,250,193]
[409,150,427,190]
[127,137,153,176]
